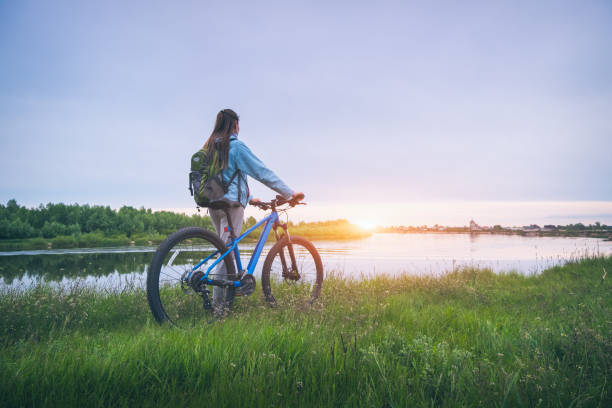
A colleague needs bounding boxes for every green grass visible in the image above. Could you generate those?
[1,258,611,407]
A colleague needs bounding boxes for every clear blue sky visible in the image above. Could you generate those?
[1,1,611,223]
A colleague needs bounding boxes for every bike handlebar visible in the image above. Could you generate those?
[249,193,305,210]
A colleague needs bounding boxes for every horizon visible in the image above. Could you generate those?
[1,1,611,228]
[4,198,612,229]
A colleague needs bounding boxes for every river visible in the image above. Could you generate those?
[1,233,611,291]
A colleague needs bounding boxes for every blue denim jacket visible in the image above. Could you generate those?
[221,134,294,207]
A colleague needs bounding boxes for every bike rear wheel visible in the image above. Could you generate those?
[147,227,236,326]
[261,235,323,307]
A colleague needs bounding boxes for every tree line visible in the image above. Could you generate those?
[0,200,213,239]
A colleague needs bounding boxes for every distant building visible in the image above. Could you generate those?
[469,219,482,231]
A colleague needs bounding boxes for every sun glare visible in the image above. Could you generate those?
[354,220,377,230]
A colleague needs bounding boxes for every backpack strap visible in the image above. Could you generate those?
[216,138,247,204]
[216,168,243,204]
[222,169,239,193]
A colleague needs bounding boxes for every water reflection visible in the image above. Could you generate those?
[0,252,152,284]
[1,233,611,291]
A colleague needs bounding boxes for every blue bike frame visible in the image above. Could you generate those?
[187,210,280,288]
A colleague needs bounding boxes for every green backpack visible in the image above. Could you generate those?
[188,146,238,208]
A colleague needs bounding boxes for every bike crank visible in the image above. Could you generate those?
[235,274,256,296]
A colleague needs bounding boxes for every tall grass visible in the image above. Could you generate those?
[1,257,610,407]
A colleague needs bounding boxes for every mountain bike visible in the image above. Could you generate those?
[146,194,323,326]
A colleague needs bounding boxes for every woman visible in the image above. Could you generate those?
[203,108,302,316]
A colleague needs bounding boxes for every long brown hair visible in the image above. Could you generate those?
[203,109,239,169]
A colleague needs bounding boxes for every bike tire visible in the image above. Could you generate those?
[147,227,236,326]
[261,235,323,307]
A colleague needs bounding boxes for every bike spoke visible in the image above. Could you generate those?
[167,249,180,267]
[262,236,323,307]
[147,228,236,327]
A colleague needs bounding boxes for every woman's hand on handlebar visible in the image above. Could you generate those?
[250,192,305,209]
[285,192,305,206]
[249,198,268,210]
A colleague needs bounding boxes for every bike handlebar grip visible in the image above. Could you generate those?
[293,193,305,202]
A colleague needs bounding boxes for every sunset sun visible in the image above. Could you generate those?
[353,220,377,231]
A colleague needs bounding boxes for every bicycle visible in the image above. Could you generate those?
[146,194,323,326]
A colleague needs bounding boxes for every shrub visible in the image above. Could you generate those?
[50,235,77,248]
[41,221,67,238]
[28,237,48,249]
[78,232,104,248]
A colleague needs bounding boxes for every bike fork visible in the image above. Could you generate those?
[274,227,299,280]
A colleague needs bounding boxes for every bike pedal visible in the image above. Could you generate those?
[235,274,256,297]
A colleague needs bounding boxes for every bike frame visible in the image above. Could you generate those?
[187,210,281,288]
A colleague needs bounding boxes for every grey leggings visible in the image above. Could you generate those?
[209,206,245,309]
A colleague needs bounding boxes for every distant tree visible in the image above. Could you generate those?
[0,219,8,238]
[6,199,19,213]
[8,219,37,238]
[41,221,68,238]
[68,223,81,237]
[244,216,257,229]
[0,200,218,240]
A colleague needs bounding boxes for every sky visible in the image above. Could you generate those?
[1,0,611,226]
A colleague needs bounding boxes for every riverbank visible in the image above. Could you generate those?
[0,201,371,251]
[0,219,371,251]
[1,257,610,407]
[378,226,612,241]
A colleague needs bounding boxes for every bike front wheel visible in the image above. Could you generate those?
[261,235,323,307]
[147,227,236,326]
